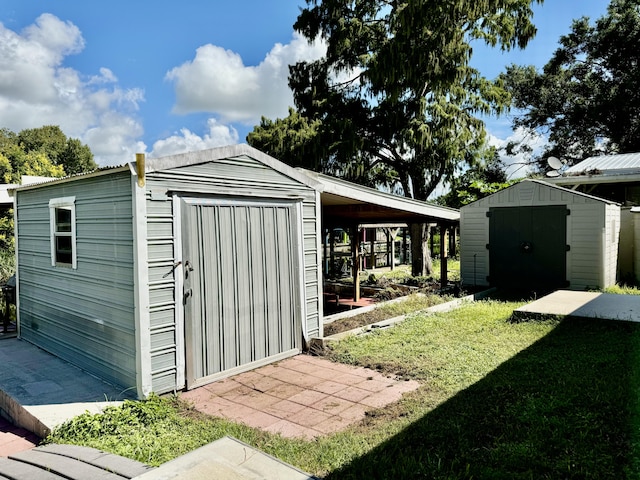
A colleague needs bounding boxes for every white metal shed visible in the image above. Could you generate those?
[460,179,620,291]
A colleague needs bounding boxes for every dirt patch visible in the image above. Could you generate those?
[324,309,392,336]
[323,293,449,336]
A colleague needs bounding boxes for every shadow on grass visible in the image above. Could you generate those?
[327,318,640,479]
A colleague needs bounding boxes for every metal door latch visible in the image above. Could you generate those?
[162,260,182,278]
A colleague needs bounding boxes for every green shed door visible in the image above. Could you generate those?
[181,197,302,389]
[489,205,567,290]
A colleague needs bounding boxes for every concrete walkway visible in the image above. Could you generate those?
[513,290,640,322]
[0,338,133,440]
[135,437,316,480]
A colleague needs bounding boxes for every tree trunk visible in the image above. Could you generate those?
[409,223,433,277]
[408,166,435,277]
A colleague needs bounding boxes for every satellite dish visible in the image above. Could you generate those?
[546,170,561,178]
[547,156,563,170]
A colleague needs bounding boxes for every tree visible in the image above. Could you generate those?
[502,0,640,169]
[436,150,514,208]
[249,0,540,276]
[18,125,96,175]
[0,126,95,251]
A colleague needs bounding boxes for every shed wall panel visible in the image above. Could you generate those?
[16,172,136,389]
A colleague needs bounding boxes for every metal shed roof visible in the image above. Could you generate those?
[564,152,640,175]
[551,152,640,186]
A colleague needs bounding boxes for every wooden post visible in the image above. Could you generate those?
[386,227,399,270]
[429,224,435,258]
[323,228,328,275]
[449,226,457,257]
[440,224,448,289]
[329,228,336,277]
[369,228,376,270]
[402,227,408,264]
[351,224,360,301]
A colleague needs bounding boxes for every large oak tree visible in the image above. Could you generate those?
[502,0,640,169]
[250,0,540,276]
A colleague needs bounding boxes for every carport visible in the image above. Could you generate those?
[303,170,460,301]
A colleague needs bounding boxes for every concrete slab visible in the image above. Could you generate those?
[0,338,133,438]
[134,436,317,480]
[513,290,640,322]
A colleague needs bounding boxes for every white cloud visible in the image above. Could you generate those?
[0,14,145,167]
[488,126,548,179]
[149,118,239,158]
[166,32,326,124]
[83,112,146,166]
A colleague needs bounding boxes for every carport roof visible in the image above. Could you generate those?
[300,169,460,225]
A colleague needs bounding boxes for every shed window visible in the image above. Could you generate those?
[49,197,77,269]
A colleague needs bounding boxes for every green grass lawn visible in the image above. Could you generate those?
[47,298,640,478]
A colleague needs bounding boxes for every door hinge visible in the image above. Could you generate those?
[566,245,571,251]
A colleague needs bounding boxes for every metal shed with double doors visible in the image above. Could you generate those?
[460,179,620,291]
[13,145,322,399]
[12,144,461,399]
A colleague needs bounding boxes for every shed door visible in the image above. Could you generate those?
[489,205,567,290]
[181,197,302,389]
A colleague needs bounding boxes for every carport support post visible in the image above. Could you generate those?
[369,228,376,270]
[402,227,408,264]
[351,223,361,301]
[386,227,398,270]
[329,228,336,277]
[440,223,448,290]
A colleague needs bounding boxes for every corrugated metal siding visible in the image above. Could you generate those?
[144,155,319,393]
[145,196,177,393]
[565,153,640,175]
[303,198,321,337]
[461,180,614,290]
[183,200,301,387]
[16,172,136,389]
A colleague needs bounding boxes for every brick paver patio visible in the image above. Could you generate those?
[181,355,420,439]
[0,416,39,457]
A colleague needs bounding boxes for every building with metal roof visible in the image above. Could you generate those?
[547,152,640,284]
[10,144,459,398]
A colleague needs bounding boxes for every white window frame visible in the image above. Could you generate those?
[49,196,77,269]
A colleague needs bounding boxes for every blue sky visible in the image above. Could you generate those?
[0,1,610,167]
